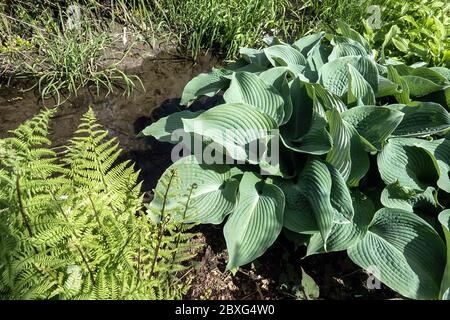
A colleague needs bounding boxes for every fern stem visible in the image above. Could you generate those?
[149,169,176,277]
[15,175,33,237]
[167,183,196,292]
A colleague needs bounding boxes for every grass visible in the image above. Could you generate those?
[0,0,370,102]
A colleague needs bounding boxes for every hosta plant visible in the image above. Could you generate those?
[142,22,450,300]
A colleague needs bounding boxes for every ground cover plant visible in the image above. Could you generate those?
[142,22,450,300]
[0,108,197,299]
[364,0,450,67]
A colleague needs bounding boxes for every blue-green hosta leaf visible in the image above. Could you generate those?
[259,137,297,178]
[348,208,446,300]
[224,172,284,269]
[337,21,371,54]
[259,67,293,124]
[149,155,241,224]
[281,158,354,247]
[280,79,332,155]
[387,65,410,104]
[415,139,450,193]
[223,72,285,124]
[430,67,450,81]
[399,66,449,85]
[388,102,450,137]
[292,31,326,56]
[326,109,370,185]
[341,106,404,150]
[418,86,450,110]
[328,36,368,61]
[347,64,376,106]
[304,43,330,82]
[319,56,378,98]
[264,45,307,74]
[181,68,230,106]
[274,178,317,234]
[377,138,439,191]
[139,110,202,143]
[307,191,375,255]
[438,209,450,299]
[376,76,400,98]
[308,83,347,113]
[239,48,270,67]
[381,183,439,212]
[403,76,447,97]
[182,103,277,162]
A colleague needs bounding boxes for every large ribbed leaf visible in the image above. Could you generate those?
[381,183,439,213]
[377,76,400,98]
[223,72,285,123]
[182,103,278,162]
[337,21,371,54]
[264,45,307,75]
[307,191,375,255]
[415,139,450,193]
[378,138,439,191]
[224,172,284,269]
[438,210,450,299]
[309,83,347,113]
[319,56,378,98]
[326,109,369,185]
[239,48,270,67]
[387,65,410,104]
[348,208,446,300]
[328,36,368,61]
[259,67,293,124]
[181,68,230,106]
[149,155,241,224]
[274,178,317,234]
[281,79,332,154]
[139,110,202,143]
[284,158,354,247]
[347,64,376,106]
[388,102,450,137]
[403,76,447,97]
[341,106,404,150]
[293,31,325,56]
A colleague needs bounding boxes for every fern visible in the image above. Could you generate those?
[0,107,198,300]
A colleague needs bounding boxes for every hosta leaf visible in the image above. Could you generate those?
[281,79,332,154]
[326,109,369,185]
[181,68,230,106]
[223,72,285,124]
[376,76,400,98]
[337,21,371,54]
[308,83,347,113]
[139,110,202,143]
[224,172,284,269]
[304,43,330,82]
[149,155,241,224]
[381,183,439,212]
[264,45,307,74]
[319,56,378,98]
[403,76,446,97]
[348,208,446,300]
[284,158,354,246]
[239,48,270,67]
[259,67,293,124]
[388,102,450,137]
[430,67,450,81]
[274,178,317,234]
[293,31,325,56]
[307,191,375,255]
[182,103,278,162]
[438,209,450,299]
[347,64,376,106]
[329,36,368,61]
[341,106,404,150]
[387,65,410,104]
[377,138,439,191]
[415,139,450,193]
